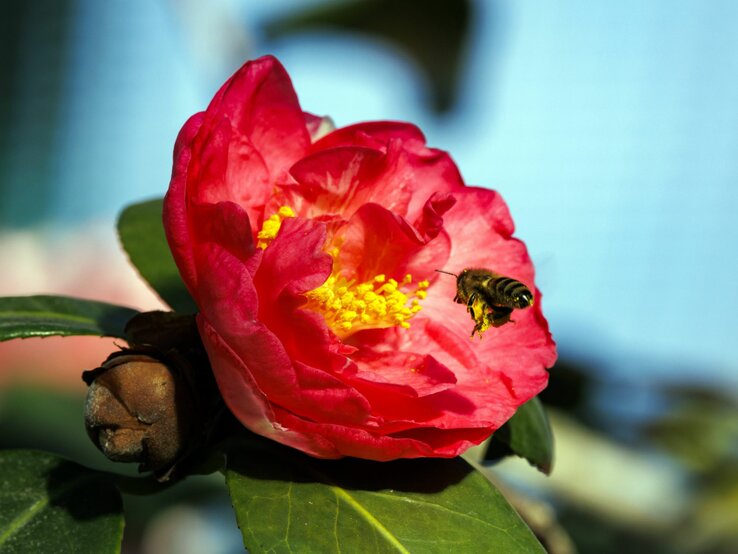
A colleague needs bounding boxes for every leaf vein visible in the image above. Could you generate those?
[331,487,410,554]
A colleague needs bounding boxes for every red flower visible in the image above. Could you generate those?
[164,56,556,461]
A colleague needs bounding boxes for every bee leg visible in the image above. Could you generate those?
[466,293,477,319]
[489,306,513,327]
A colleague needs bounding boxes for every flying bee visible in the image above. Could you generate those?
[436,268,534,337]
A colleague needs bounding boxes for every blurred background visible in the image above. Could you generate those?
[1,0,737,552]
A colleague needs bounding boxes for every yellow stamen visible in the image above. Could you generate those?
[305,269,428,338]
[256,206,295,249]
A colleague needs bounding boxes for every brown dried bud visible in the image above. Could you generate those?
[84,353,194,473]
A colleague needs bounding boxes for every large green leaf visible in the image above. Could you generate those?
[117,198,197,313]
[483,397,554,474]
[0,295,138,342]
[0,450,123,554]
[225,443,544,553]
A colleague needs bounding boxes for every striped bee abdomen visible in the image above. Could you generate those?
[487,275,534,309]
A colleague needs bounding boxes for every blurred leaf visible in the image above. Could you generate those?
[265,0,471,113]
[0,450,123,553]
[658,382,738,408]
[225,442,543,553]
[641,385,738,474]
[0,386,98,467]
[678,464,738,553]
[117,198,197,313]
[0,295,138,341]
[555,504,676,554]
[483,397,554,474]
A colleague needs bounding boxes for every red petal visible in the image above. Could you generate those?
[269,407,490,460]
[344,321,518,434]
[163,112,205,295]
[201,318,376,456]
[350,351,457,398]
[173,56,311,248]
[311,121,465,222]
[203,306,372,427]
[414,191,457,241]
[205,55,309,182]
[198,318,278,436]
[336,203,451,284]
[310,121,428,153]
[286,145,411,219]
[254,217,332,303]
[253,217,356,374]
[186,116,271,237]
[194,214,372,426]
[190,201,256,267]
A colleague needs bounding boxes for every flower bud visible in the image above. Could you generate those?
[84,353,194,473]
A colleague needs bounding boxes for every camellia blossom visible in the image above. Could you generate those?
[164,55,556,461]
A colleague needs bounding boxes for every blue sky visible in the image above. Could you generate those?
[6,0,738,385]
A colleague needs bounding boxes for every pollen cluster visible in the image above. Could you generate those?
[257,206,295,249]
[305,272,429,337]
[469,296,492,337]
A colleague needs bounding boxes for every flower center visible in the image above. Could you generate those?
[257,206,429,337]
[256,206,295,249]
[305,271,428,338]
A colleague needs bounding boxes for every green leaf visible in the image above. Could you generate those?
[225,443,544,553]
[0,450,123,554]
[117,198,197,313]
[483,397,554,474]
[0,295,138,342]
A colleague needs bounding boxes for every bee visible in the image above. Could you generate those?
[436,268,534,337]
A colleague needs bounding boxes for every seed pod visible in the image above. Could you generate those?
[84,352,194,473]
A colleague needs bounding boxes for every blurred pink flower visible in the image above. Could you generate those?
[0,226,165,390]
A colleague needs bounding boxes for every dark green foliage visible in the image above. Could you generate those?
[484,397,554,474]
[0,450,123,554]
[0,295,137,341]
